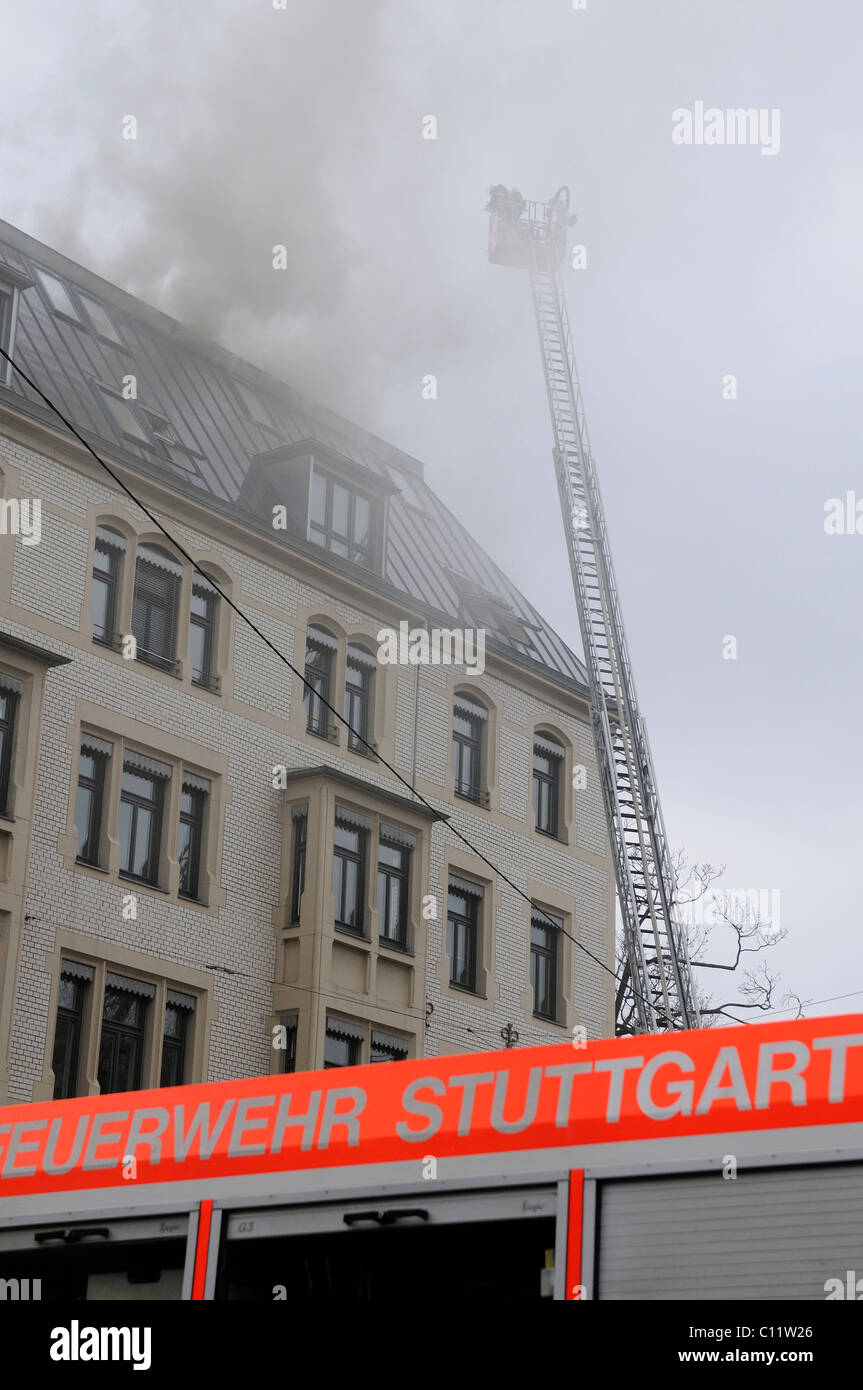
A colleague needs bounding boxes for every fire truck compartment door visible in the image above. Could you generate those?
[225,1185,557,1241]
[0,1212,189,1253]
[596,1162,863,1300]
[0,1211,192,1301]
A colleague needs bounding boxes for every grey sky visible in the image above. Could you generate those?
[1,0,859,1020]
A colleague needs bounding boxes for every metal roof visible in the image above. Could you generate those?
[0,219,587,694]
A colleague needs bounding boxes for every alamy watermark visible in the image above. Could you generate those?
[377,621,485,676]
[0,497,41,545]
[0,1276,41,1299]
[672,102,780,157]
[676,888,781,935]
[824,492,863,534]
[824,1271,863,1299]
[50,1322,151,1370]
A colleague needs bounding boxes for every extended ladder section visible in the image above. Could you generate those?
[488,188,697,1033]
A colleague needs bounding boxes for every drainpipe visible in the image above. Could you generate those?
[410,617,428,793]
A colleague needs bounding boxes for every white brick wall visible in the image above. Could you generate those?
[10,447,117,515]
[498,725,530,820]
[231,611,294,719]
[10,515,88,629]
[394,677,416,772]
[1,433,613,1099]
[414,685,449,787]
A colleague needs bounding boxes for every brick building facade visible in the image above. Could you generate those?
[0,220,614,1107]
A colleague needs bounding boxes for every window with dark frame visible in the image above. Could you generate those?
[279,1016,298,1074]
[304,626,336,738]
[0,285,13,382]
[51,964,93,1101]
[289,808,307,924]
[132,545,182,671]
[177,775,209,900]
[0,676,21,820]
[118,755,168,886]
[324,1017,362,1068]
[189,579,219,690]
[447,878,481,992]
[533,734,564,837]
[370,1030,409,1064]
[377,829,412,948]
[160,992,194,1088]
[91,526,125,647]
[53,963,199,1098]
[308,469,376,569]
[332,813,367,934]
[531,909,562,1021]
[76,736,112,867]
[344,644,375,752]
[452,693,487,803]
[97,975,152,1095]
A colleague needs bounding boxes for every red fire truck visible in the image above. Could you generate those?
[1,1013,861,1301]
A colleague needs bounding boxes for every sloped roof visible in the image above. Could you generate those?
[0,219,587,693]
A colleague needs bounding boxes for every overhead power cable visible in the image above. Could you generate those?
[0,343,672,1028]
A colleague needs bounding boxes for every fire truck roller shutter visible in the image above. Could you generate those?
[596,1162,863,1300]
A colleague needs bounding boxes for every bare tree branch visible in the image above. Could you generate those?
[615,854,805,1031]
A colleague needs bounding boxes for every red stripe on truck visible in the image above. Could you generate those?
[566,1169,584,1300]
[1,1015,861,1199]
[191,1199,213,1301]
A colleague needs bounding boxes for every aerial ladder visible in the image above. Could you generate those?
[487,185,698,1034]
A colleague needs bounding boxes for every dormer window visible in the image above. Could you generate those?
[309,469,375,568]
[243,438,394,574]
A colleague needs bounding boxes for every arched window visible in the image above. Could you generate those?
[452,692,488,804]
[344,642,376,753]
[304,624,338,739]
[189,570,221,691]
[533,732,565,837]
[132,544,182,671]
[91,526,127,647]
[531,906,563,1020]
